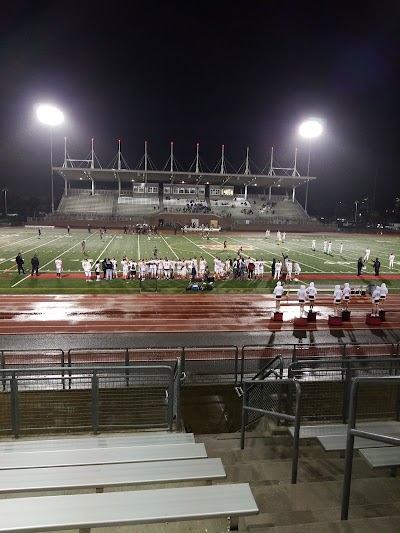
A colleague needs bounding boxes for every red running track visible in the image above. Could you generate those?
[0,293,398,334]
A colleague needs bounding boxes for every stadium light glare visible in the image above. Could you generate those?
[299,119,323,139]
[298,118,324,214]
[36,104,64,127]
[36,104,65,215]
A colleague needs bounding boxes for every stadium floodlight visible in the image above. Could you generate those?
[36,104,65,214]
[298,118,323,214]
[298,119,323,140]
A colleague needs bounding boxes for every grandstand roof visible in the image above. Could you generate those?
[54,168,316,188]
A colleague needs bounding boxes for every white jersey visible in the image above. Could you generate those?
[273,285,284,297]
[297,287,307,301]
[82,259,91,272]
[55,259,63,273]
[333,287,343,302]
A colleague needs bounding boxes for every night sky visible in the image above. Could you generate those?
[0,1,399,216]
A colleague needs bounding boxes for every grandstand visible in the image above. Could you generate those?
[30,141,326,230]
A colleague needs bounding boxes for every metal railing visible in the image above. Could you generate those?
[341,377,400,520]
[0,365,179,438]
[240,378,302,484]
[287,357,400,423]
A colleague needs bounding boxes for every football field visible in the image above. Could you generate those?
[0,227,399,294]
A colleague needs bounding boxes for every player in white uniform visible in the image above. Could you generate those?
[82,258,92,281]
[276,231,282,243]
[327,241,332,255]
[379,283,388,310]
[111,257,118,278]
[282,231,286,242]
[286,259,293,282]
[180,258,187,279]
[323,240,327,253]
[163,258,171,279]
[371,285,381,316]
[389,253,395,269]
[265,229,270,238]
[306,282,317,311]
[224,257,231,277]
[297,284,307,316]
[274,260,282,280]
[273,281,284,311]
[311,239,316,251]
[339,242,343,255]
[333,285,343,316]
[364,248,371,262]
[55,257,63,278]
[293,262,301,280]
[121,257,129,281]
[342,282,351,310]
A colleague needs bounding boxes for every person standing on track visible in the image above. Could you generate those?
[379,283,388,310]
[342,282,351,311]
[371,285,381,316]
[297,284,307,316]
[333,285,343,316]
[306,282,317,311]
[273,281,284,311]
[55,257,63,278]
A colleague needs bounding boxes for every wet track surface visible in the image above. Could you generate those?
[0,294,399,350]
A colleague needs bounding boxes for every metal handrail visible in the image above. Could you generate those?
[240,378,301,484]
[341,377,400,520]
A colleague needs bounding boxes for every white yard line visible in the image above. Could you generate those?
[160,235,179,259]
[11,233,102,287]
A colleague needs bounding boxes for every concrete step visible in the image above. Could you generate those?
[223,456,390,484]
[245,478,400,529]
[246,514,400,532]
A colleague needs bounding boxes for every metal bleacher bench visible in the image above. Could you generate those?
[0,457,226,494]
[0,443,207,470]
[359,447,400,472]
[0,432,195,453]
[288,421,400,441]
[0,483,259,533]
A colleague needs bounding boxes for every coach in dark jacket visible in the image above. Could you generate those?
[373,257,381,276]
[31,254,39,276]
[357,257,364,276]
[16,253,25,274]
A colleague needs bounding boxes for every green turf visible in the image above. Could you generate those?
[0,228,399,294]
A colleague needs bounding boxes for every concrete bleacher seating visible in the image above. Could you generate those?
[0,431,258,532]
[58,194,114,216]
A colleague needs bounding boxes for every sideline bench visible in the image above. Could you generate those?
[0,483,259,532]
[0,458,225,494]
[0,443,207,470]
[0,432,195,453]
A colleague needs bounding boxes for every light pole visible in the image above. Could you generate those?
[298,119,323,214]
[354,200,358,225]
[2,189,8,215]
[36,104,64,214]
